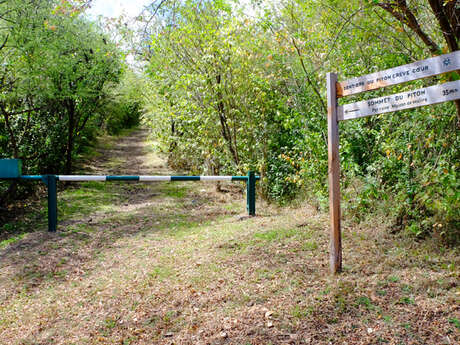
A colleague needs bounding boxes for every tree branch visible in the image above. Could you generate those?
[0,34,8,51]
[444,0,460,38]
[2,107,43,117]
[0,104,19,158]
[291,38,327,114]
[377,1,440,54]
[427,0,458,52]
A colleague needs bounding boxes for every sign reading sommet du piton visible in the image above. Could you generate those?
[326,50,460,274]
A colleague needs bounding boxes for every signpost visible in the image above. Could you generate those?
[327,51,460,274]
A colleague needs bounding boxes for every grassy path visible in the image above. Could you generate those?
[0,129,458,344]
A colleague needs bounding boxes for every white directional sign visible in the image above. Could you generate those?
[327,52,460,274]
[338,80,460,121]
[337,51,460,97]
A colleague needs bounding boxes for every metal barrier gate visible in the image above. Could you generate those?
[1,159,259,232]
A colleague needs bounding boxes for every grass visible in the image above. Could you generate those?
[0,128,458,345]
[0,232,26,248]
[58,182,119,218]
[159,183,189,198]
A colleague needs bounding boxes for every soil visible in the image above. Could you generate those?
[0,128,458,345]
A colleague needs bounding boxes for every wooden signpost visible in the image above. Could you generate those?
[326,51,460,274]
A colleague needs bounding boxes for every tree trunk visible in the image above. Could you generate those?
[1,105,19,158]
[169,117,177,153]
[427,0,458,52]
[65,99,76,174]
[378,0,460,123]
[215,74,239,166]
[427,0,460,125]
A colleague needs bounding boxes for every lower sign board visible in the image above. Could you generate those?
[338,80,460,121]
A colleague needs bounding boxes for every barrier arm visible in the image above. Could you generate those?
[14,171,260,232]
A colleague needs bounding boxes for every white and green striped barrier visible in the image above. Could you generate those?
[1,160,259,232]
[55,175,248,182]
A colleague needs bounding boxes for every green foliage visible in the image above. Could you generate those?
[0,0,142,207]
[0,0,119,170]
[139,0,459,243]
[449,318,460,330]
[103,71,144,134]
[0,1,456,242]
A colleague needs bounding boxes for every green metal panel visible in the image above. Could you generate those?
[0,159,22,178]
[20,175,43,180]
[106,176,139,181]
[171,176,200,181]
[246,171,256,216]
[46,175,58,232]
[231,176,248,181]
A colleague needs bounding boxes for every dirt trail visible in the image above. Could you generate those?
[0,127,243,305]
[83,128,170,176]
[0,129,458,345]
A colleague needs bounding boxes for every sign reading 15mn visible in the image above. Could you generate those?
[326,50,460,274]
[339,80,460,121]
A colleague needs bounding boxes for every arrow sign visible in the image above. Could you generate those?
[337,51,460,97]
[338,80,460,121]
[345,109,359,114]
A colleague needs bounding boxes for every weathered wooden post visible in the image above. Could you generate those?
[327,73,342,274]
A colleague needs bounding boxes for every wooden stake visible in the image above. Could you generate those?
[327,72,342,274]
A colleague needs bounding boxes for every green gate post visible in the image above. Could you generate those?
[246,171,256,216]
[46,175,58,232]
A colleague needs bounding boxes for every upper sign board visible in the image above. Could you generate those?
[338,80,460,121]
[337,51,460,97]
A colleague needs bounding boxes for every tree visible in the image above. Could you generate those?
[0,0,125,206]
[374,0,460,121]
[140,0,458,240]
[0,0,122,173]
[143,0,302,200]
[41,15,121,173]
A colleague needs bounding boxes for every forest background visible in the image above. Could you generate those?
[0,0,458,243]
